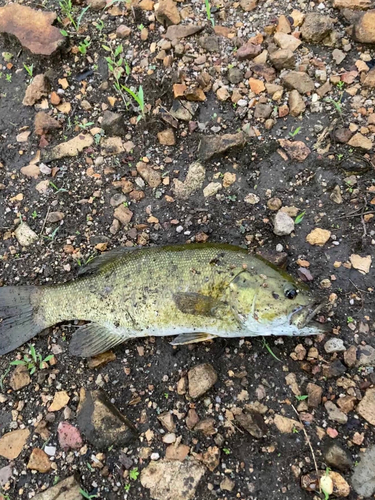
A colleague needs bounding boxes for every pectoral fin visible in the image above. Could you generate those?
[170,332,216,345]
[69,323,124,357]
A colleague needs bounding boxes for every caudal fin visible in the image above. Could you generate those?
[0,286,45,355]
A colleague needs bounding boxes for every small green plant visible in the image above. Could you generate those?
[87,462,94,472]
[6,73,12,82]
[122,85,145,121]
[164,392,169,399]
[336,81,345,91]
[336,153,344,161]
[32,210,38,219]
[204,0,214,26]
[137,23,145,30]
[222,447,231,455]
[50,181,68,194]
[129,468,139,481]
[53,476,60,485]
[295,210,306,224]
[59,0,89,34]
[292,426,299,434]
[79,121,95,130]
[347,316,354,324]
[78,38,91,55]
[325,94,343,118]
[10,345,54,375]
[0,367,10,391]
[94,19,105,32]
[124,484,131,492]
[262,337,282,362]
[289,126,301,138]
[79,489,97,500]
[295,394,308,401]
[24,63,34,78]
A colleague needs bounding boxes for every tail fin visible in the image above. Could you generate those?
[0,286,45,355]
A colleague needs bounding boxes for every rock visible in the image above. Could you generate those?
[15,223,38,247]
[77,388,137,450]
[330,185,343,204]
[216,87,230,101]
[34,112,61,136]
[324,338,345,353]
[250,78,266,94]
[337,396,356,414]
[274,32,302,51]
[158,129,176,145]
[198,132,246,161]
[351,446,375,497]
[57,422,83,450]
[165,443,190,461]
[334,128,352,144]
[155,0,181,26]
[364,67,375,87]
[116,25,132,38]
[195,418,217,435]
[278,139,311,161]
[87,0,106,9]
[0,429,30,460]
[42,134,94,161]
[344,346,357,367]
[202,446,220,471]
[27,448,51,473]
[173,161,205,199]
[9,365,30,391]
[0,465,12,487]
[347,132,373,150]
[274,414,302,433]
[22,74,49,106]
[186,409,200,430]
[158,412,176,432]
[169,100,198,121]
[184,87,206,102]
[332,49,346,64]
[101,111,126,136]
[325,401,348,424]
[353,10,375,43]
[356,388,375,425]
[136,162,162,187]
[235,411,267,438]
[165,25,203,40]
[48,391,70,411]
[334,0,371,7]
[301,470,350,497]
[188,363,217,398]
[307,383,322,408]
[252,64,276,82]
[273,211,295,236]
[357,345,375,366]
[203,182,222,198]
[254,103,272,118]
[322,360,347,378]
[289,90,305,116]
[228,67,244,84]
[282,71,314,94]
[220,477,235,491]
[20,164,40,178]
[306,228,331,246]
[236,43,262,60]
[269,48,295,70]
[350,254,372,274]
[141,459,205,500]
[223,172,236,187]
[46,212,64,223]
[199,34,219,52]
[88,351,116,369]
[301,13,334,43]
[33,475,82,500]
[0,4,64,55]
[324,444,353,472]
[240,0,257,10]
[114,205,133,225]
[101,136,124,155]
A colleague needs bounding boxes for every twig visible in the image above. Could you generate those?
[39,206,51,237]
[291,404,319,478]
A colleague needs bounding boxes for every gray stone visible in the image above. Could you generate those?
[33,475,82,500]
[301,13,334,43]
[101,111,126,136]
[324,401,348,424]
[254,103,273,119]
[173,161,206,200]
[235,411,268,438]
[282,71,315,94]
[356,345,375,366]
[188,364,217,399]
[352,446,375,497]
[15,223,38,247]
[269,48,295,70]
[324,444,353,472]
[199,35,219,52]
[228,67,244,84]
[236,43,262,60]
[273,211,295,236]
[170,100,198,121]
[0,465,12,487]
[324,338,346,353]
[198,132,246,160]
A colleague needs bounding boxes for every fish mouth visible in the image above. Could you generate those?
[290,301,326,329]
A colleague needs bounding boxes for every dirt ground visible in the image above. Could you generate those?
[0,0,375,498]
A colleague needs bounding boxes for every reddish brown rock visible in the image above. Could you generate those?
[236,43,262,60]
[27,448,51,473]
[34,112,61,136]
[278,139,311,161]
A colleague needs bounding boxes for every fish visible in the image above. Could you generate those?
[0,243,327,358]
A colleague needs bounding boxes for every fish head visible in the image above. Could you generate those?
[228,262,327,336]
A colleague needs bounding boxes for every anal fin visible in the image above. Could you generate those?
[170,332,216,346]
[69,323,125,357]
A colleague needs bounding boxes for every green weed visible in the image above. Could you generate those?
[10,344,54,375]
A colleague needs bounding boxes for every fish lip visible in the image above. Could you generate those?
[290,300,326,328]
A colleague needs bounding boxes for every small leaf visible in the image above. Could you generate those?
[10,360,26,366]
[102,45,111,51]
[60,29,68,37]
[294,210,306,225]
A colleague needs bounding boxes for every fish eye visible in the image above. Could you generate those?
[284,285,298,300]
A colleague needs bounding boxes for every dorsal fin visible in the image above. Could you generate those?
[77,247,140,277]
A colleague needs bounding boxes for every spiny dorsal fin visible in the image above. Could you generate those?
[77,247,140,277]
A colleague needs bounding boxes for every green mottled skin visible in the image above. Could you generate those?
[33,244,317,341]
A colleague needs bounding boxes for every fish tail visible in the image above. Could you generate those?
[0,285,47,355]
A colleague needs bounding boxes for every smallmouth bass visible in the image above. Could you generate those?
[0,244,327,357]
